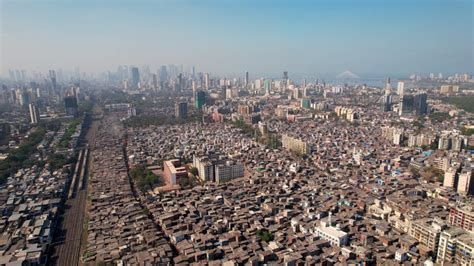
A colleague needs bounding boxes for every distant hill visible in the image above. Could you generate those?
[336,71,360,79]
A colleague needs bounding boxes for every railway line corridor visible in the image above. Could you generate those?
[49,117,99,266]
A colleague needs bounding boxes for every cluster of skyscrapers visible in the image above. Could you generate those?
[380,78,428,116]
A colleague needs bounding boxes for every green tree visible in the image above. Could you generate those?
[130,165,162,191]
[189,167,198,176]
[256,229,274,243]
[0,127,46,183]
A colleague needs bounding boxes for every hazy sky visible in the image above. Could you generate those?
[1,0,473,77]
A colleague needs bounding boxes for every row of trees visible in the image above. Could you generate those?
[58,119,81,148]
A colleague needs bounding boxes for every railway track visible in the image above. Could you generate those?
[50,114,98,266]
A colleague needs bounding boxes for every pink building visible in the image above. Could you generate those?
[163,159,188,185]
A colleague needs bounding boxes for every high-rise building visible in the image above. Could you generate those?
[448,205,474,231]
[437,227,474,266]
[282,71,289,87]
[381,94,392,112]
[457,168,473,195]
[159,65,168,82]
[414,92,428,115]
[49,70,57,90]
[204,73,210,90]
[293,87,301,99]
[215,161,244,184]
[193,154,244,183]
[264,79,271,95]
[408,218,445,254]
[245,71,249,87]
[131,67,140,88]
[397,81,405,95]
[19,91,30,107]
[195,90,206,109]
[438,135,451,150]
[255,79,263,90]
[152,74,158,89]
[225,88,233,99]
[382,78,392,112]
[175,102,188,119]
[393,130,403,145]
[443,167,458,188]
[29,104,39,124]
[192,80,197,93]
[175,73,184,92]
[440,85,460,94]
[64,96,78,117]
[282,134,311,154]
[451,136,464,151]
[301,98,311,109]
[301,78,306,89]
[399,95,414,116]
[384,77,391,95]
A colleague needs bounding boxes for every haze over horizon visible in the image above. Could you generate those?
[1,0,473,77]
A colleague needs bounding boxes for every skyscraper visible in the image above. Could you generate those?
[384,77,391,95]
[49,70,57,90]
[159,65,168,82]
[397,81,405,95]
[19,91,30,107]
[195,90,206,109]
[131,67,140,88]
[414,92,428,115]
[382,77,392,112]
[176,73,184,92]
[152,74,158,89]
[204,73,210,90]
[175,102,188,119]
[283,71,288,87]
[64,96,78,117]
[29,103,39,124]
[245,71,249,88]
[264,79,271,95]
[381,94,392,112]
[399,95,414,116]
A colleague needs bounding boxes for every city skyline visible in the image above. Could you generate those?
[1,0,473,76]
[0,1,473,263]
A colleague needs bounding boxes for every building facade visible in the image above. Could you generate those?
[163,159,188,185]
[282,134,311,155]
